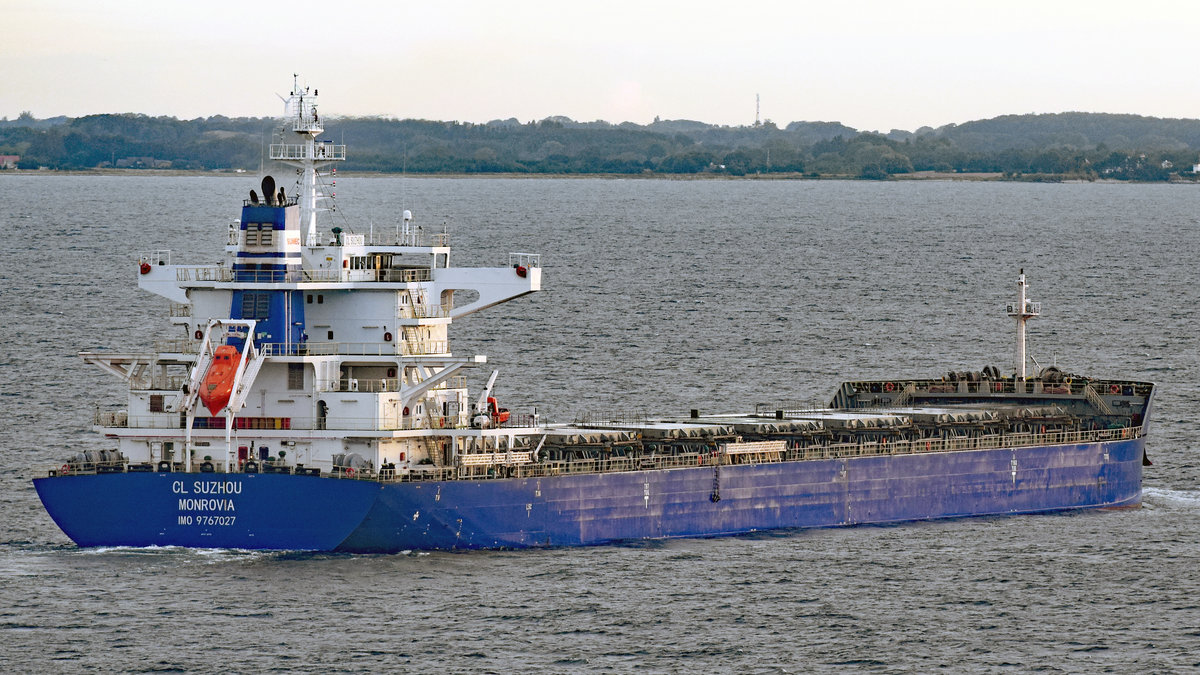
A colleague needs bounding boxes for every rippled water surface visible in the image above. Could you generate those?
[1,176,1198,672]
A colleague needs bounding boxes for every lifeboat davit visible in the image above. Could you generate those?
[199,345,241,415]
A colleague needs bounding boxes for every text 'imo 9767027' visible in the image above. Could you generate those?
[33,79,1154,552]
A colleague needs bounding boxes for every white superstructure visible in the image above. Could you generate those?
[82,80,542,477]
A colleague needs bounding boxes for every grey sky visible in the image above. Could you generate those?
[4,0,1198,131]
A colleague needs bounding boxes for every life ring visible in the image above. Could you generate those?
[194,329,203,340]
[139,262,151,275]
[884,382,895,392]
[387,367,397,378]
[1110,384,1120,394]
[61,464,69,473]
[402,406,410,416]
[383,332,393,342]
[346,467,355,477]
[993,382,1003,392]
[515,265,528,278]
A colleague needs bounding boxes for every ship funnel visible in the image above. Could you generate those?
[261,176,276,206]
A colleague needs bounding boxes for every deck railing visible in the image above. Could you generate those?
[842,378,1150,400]
[174,266,433,284]
[49,422,1145,481]
[254,341,449,358]
[92,409,536,432]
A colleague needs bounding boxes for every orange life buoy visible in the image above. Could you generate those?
[1110,384,1120,394]
[515,265,528,278]
[384,332,393,342]
[61,464,69,473]
[884,382,895,392]
[387,367,396,378]
[194,329,203,340]
[402,406,410,416]
[993,382,1003,392]
[139,262,151,275]
[346,467,355,477]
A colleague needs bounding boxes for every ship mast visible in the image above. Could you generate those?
[270,75,345,245]
[1006,269,1041,379]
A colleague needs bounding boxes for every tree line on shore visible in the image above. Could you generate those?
[2,110,1199,180]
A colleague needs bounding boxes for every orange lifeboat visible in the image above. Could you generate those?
[487,396,510,425]
[199,345,241,415]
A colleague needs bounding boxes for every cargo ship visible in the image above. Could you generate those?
[33,80,1155,552]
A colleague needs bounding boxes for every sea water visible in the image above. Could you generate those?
[0,175,1197,671]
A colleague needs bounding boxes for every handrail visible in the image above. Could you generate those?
[262,341,448,357]
[354,231,450,248]
[155,338,199,354]
[94,409,476,432]
[93,405,1146,444]
[1083,384,1116,414]
[52,424,1146,481]
[843,378,1151,399]
[508,252,541,268]
[399,302,454,319]
[175,267,433,284]
[270,143,346,161]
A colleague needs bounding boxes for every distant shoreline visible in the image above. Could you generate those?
[1,168,1194,183]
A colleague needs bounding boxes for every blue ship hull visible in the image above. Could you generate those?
[34,438,1144,552]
